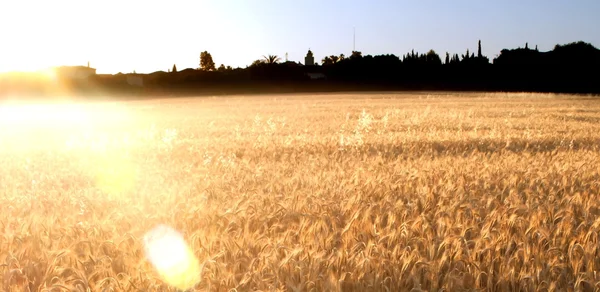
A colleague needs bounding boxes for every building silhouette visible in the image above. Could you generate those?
[304,49,314,66]
[54,62,96,80]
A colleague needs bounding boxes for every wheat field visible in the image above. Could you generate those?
[1,92,600,291]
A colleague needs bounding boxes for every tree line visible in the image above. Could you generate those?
[165,40,600,94]
[1,40,599,98]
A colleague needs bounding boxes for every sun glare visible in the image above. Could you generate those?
[0,102,136,128]
[0,102,136,155]
[37,68,58,82]
[0,104,88,126]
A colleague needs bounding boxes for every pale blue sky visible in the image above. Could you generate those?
[1,0,598,74]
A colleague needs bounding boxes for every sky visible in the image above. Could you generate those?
[0,0,598,74]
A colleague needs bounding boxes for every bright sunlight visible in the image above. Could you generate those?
[0,104,88,126]
[0,0,261,74]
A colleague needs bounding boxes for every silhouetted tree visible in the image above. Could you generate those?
[250,59,265,67]
[172,64,177,73]
[200,51,216,71]
[462,49,470,61]
[351,51,362,59]
[451,54,460,64]
[217,64,226,72]
[226,65,233,71]
[426,50,442,65]
[263,55,281,64]
[478,40,482,58]
[445,52,450,65]
[339,54,345,61]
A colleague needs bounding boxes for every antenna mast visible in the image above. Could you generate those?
[353,27,356,51]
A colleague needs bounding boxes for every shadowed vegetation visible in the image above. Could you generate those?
[2,41,600,99]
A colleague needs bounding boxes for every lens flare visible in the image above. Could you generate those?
[143,224,201,290]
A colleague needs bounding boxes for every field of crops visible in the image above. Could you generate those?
[1,92,600,291]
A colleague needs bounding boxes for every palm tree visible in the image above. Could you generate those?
[263,55,281,64]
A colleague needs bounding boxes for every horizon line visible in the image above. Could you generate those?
[0,39,596,75]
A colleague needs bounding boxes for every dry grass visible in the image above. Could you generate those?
[1,92,600,291]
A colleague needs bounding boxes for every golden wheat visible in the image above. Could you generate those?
[1,92,599,291]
